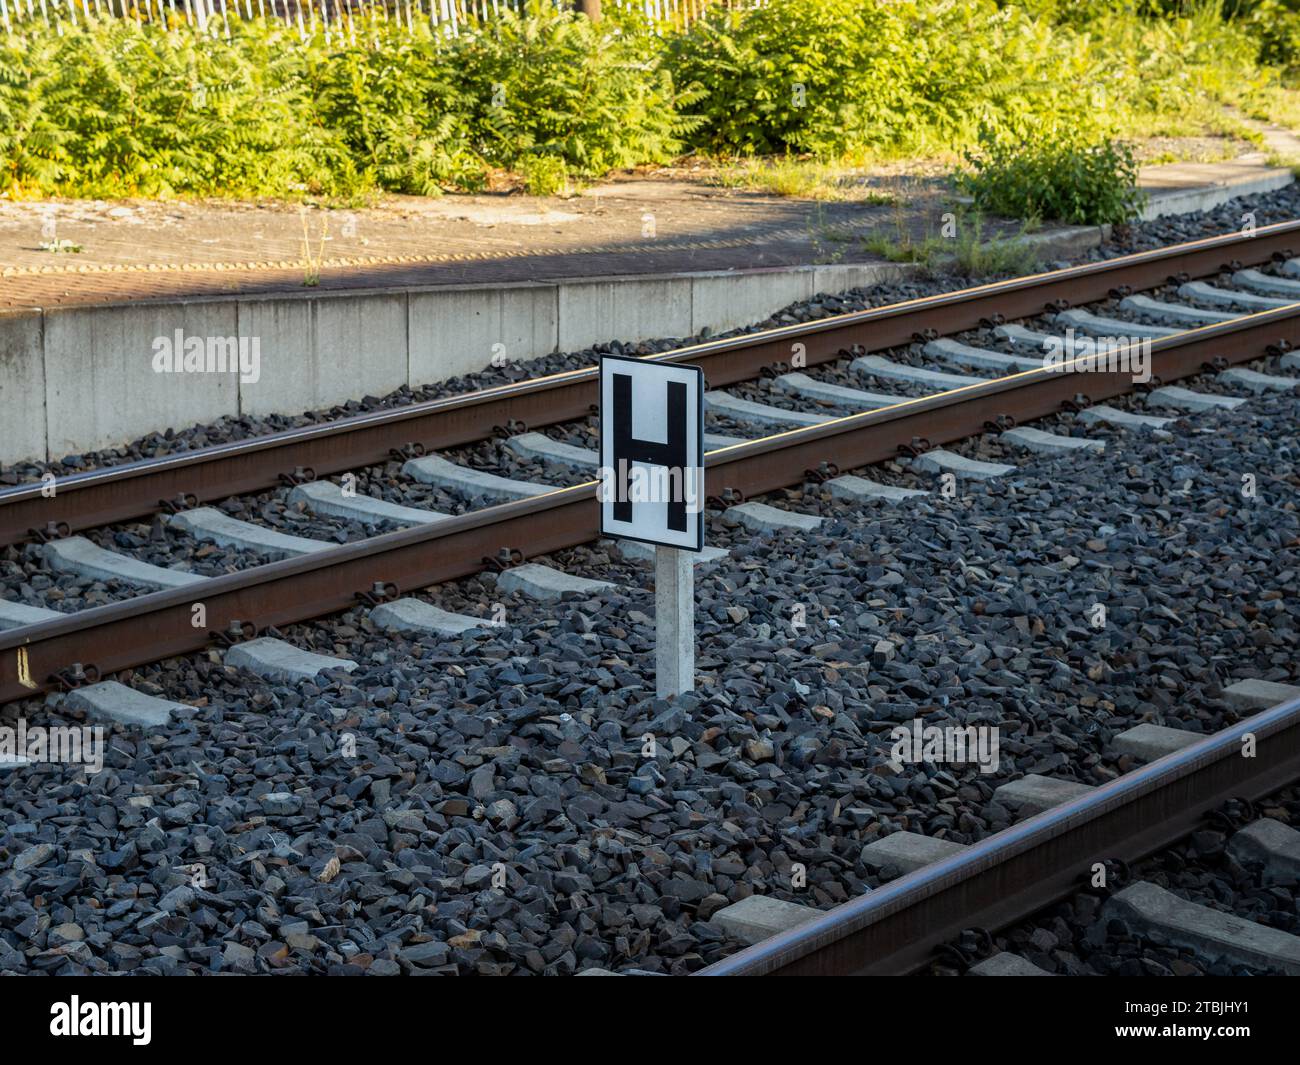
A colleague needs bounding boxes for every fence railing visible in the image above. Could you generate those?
[0,0,766,37]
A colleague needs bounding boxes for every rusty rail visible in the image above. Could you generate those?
[3,303,1298,705]
[695,694,1300,976]
[3,221,1298,548]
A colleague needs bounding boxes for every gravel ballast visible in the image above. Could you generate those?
[0,382,1294,974]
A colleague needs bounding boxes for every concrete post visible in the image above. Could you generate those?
[655,545,694,698]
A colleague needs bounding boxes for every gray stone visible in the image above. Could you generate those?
[0,599,64,631]
[1001,427,1105,454]
[1104,881,1300,975]
[289,480,449,527]
[850,355,983,390]
[495,562,614,601]
[1178,280,1292,311]
[713,895,818,946]
[825,474,927,503]
[1111,723,1202,762]
[224,637,359,683]
[43,536,205,590]
[168,507,330,558]
[923,338,1044,373]
[1119,293,1237,326]
[1145,386,1247,412]
[993,774,1095,816]
[403,453,553,501]
[727,502,823,534]
[704,391,833,428]
[369,598,490,637]
[61,681,191,729]
[261,792,303,816]
[502,432,599,471]
[1076,405,1172,430]
[773,372,898,410]
[860,831,967,876]
[1222,678,1300,710]
[909,449,1015,479]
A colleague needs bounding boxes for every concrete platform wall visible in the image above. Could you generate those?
[2,260,921,464]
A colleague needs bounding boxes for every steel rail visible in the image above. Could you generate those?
[694,694,1300,976]
[3,221,1298,548]
[2,304,1297,706]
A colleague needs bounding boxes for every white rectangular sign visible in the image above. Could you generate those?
[598,354,705,552]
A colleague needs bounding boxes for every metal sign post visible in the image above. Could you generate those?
[598,354,705,699]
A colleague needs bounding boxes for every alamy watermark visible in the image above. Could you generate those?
[152,330,261,384]
[1043,329,1151,384]
[888,719,999,774]
[0,718,104,774]
[596,460,703,510]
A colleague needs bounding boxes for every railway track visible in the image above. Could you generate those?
[695,692,1300,976]
[3,221,1299,705]
[1,219,1298,979]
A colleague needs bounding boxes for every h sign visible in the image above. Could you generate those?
[598,354,705,551]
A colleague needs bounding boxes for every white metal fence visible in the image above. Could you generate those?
[0,0,765,37]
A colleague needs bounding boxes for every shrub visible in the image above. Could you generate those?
[958,128,1146,226]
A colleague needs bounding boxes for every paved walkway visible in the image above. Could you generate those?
[0,149,1294,310]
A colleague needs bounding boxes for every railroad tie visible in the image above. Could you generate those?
[612,540,730,565]
[1226,819,1300,885]
[494,562,615,602]
[1280,257,1300,279]
[907,449,1015,479]
[922,338,1044,373]
[993,774,1096,817]
[1052,308,1177,339]
[967,953,1055,976]
[824,474,927,504]
[703,432,749,451]
[713,895,819,947]
[1217,367,1299,394]
[860,831,968,878]
[42,536,206,591]
[772,372,897,410]
[167,507,332,559]
[1102,881,1300,975]
[703,391,834,428]
[726,501,823,535]
[1110,723,1202,762]
[401,453,555,502]
[1118,293,1237,327]
[289,481,451,527]
[994,323,1090,353]
[1221,678,1300,710]
[501,432,599,471]
[60,681,192,729]
[224,637,359,684]
[1075,405,1173,431]
[369,598,493,637]
[1280,351,1300,372]
[1000,427,1105,455]
[1230,268,1300,299]
[1178,280,1293,311]
[0,599,65,631]
[1144,386,1247,413]
[849,355,983,390]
